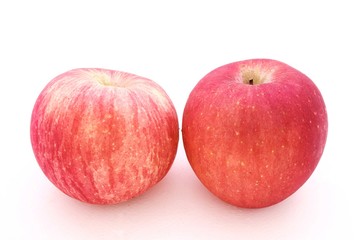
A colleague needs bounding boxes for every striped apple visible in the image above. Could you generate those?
[30,68,179,204]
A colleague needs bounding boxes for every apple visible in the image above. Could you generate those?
[30,68,179,204]
[182,59,328,208]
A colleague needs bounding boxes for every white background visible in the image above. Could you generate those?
[1,0,359,239]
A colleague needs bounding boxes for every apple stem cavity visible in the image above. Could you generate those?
[242,69,262,85]
[92,71,129,88]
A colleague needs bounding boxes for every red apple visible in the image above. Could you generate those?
[30,68,179,204]
[182,59,328,208]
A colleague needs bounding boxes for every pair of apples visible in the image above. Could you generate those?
[30,59,328,208]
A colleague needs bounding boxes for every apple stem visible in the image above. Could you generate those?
[249,79,254,85]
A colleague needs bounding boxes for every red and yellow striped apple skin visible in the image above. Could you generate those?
[31,68,179,204]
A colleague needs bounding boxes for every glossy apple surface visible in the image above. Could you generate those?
[182,59,328,208]
[31,68,179,204]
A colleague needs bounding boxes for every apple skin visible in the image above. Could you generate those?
[30,68,179,204]
[182,59,328,208]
